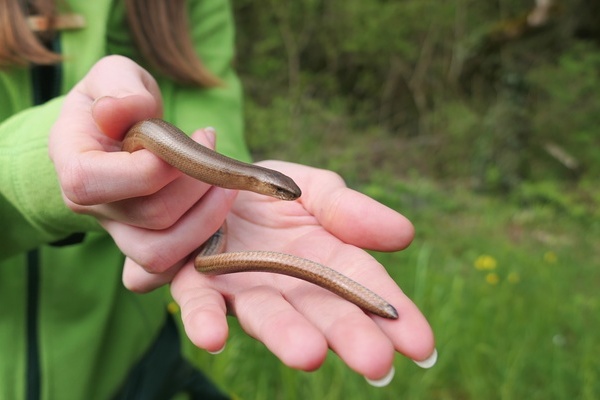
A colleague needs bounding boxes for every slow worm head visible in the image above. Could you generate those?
[123,119,301,200]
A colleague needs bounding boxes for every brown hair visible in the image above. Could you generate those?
[0,0,62,65]
[0,0,220,87]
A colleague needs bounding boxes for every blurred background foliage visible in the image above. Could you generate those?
[189,1,599,399]
[232,0,598,203]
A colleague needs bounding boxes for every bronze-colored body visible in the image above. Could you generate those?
[123,119,398,319]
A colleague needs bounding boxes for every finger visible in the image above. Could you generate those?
[227,281,329,371]
[92,94,161,141]
[49,56,168,206]
[275,230,433,373]
[51,55,161,154]
[333,252,436,363]
[377,298,436,363]
[101,177,209,230]
[280,277,396,379]
[317,187,414,251]
[56,149,181,208]
[103,186,237,273]
[83,170,211,230]
[255,162,414,251]
[57,127,216,208]
[84,55,163,138]
[171,264,229,353]
[122,256,180,292]
[293,170,435,362]
[300,169,414,251]
[328,251,435,365]
[274,240,395,378]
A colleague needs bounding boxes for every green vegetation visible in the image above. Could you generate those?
[187,1,600,398]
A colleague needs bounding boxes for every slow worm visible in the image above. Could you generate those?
[123,119,398,319]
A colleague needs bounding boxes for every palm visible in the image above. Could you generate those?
[220,163,393,312]
[170,161,435,380]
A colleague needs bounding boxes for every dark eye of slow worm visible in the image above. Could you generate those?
[122,119,398,319]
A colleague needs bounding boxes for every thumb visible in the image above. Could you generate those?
[79,56,163,140]
[92,94,161,140]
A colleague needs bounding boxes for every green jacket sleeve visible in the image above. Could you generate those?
[0,97,101,259]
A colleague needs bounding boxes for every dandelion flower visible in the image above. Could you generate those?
[167,301,180,314]
[486,273,500,285]
[475,255,497,271]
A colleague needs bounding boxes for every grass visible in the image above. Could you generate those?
[378,180,599,400]
[185,97,600,399]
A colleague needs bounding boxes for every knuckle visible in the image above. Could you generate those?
[133,242,172,274]
[321,169,346,186]
[122,277,152,294]
[59,159,97,207]
[94,55,135,71]
[137,196,182,230]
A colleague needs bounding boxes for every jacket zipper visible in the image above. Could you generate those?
[26,35,62,400]
[25,250,41,400]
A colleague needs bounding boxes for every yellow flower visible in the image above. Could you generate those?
[543,251,558,264]
[486,273,500,285]
[167,301,180,314]
[507,272,520,284]
[475,255,497,271]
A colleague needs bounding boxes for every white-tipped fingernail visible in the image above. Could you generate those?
[208,343,226,355]
[365,366,395,387]
[414,348,438,369]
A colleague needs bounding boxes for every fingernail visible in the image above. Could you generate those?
[208,343,226,355]
[365,366,395,387]
[202,127,217,148]
[413,348,438,369]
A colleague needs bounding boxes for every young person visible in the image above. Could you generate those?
[0,1,435,398]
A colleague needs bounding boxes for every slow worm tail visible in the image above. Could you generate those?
[195,250,399,319]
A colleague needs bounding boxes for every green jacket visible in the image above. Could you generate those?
[0,1,248,399]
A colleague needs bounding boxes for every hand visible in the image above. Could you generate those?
[48,56,236,284]
[168,161,436,383]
